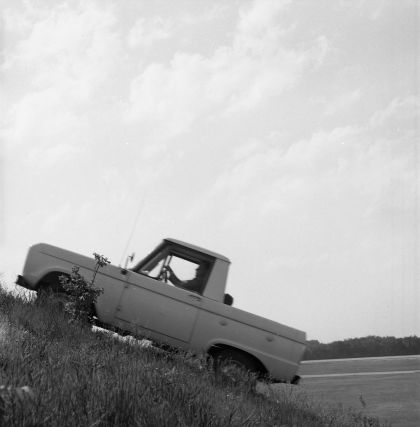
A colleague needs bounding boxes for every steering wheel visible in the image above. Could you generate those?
[157,266,169,283]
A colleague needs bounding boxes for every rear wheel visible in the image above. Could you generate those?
[214,348,260,387]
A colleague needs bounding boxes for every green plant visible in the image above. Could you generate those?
[58,253,109,323]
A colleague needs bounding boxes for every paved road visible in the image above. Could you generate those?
[298,355,420,427]
[299,354,420,376]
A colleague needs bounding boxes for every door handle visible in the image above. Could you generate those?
[188,294,201,302]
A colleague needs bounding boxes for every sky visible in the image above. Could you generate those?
[1,0,418,342]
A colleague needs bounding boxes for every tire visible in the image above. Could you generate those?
[37,272,68,295]
[37,273,72,313]
[214,348,260,386]
[36,273,96,323]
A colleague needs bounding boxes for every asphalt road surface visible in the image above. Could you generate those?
[298,355,420,427]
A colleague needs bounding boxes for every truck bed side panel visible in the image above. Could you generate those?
[191,299,306,381]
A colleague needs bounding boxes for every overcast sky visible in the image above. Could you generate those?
[1,0,418,342]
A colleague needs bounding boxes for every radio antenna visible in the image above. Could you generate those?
[119,198,145,267]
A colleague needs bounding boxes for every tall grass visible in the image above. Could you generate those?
[0,285,386,426]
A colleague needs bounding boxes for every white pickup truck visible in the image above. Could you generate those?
[16,238,306,383]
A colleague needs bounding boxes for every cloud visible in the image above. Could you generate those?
[310,35,331,68]
[338,0,387,21]
[232,139,262,161]
[5,2,121,91]
[3,1,126,172]
[178,4,229,26]
[5,89,87,149]
[325,89,362,116]
[127,17,172,49]
[189,96,417,240]
[27,143,87,170]
[369,96,419,130]
[237,0,290,36]
[126,0,325,135]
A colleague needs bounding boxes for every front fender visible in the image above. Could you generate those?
[19,243,83,291]
[34,268,74,290]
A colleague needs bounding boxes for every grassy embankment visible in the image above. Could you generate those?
[0,286,386,426]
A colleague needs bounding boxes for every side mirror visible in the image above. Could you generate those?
[121,252,135,275]
[223,293,233,306]
[124,253,135,269]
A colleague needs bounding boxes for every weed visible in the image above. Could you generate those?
[58,253,108,323]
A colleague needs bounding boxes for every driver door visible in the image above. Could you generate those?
[114,253,202,346]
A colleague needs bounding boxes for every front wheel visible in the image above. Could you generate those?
[37,285,71,311]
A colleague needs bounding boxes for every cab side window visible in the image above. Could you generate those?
[169,256,199,282]
[138,250,166,278]
[139,252,199,282]
[164,255,209,294]
[139,251,210,294]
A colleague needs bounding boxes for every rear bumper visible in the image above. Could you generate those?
[16,275,32,290]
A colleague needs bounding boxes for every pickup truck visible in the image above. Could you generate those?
[16,238,306,383]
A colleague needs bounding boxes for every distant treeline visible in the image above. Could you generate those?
[303,335,420,360]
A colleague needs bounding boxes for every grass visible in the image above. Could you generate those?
[0,285,388,426]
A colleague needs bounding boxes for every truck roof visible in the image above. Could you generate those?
[165,238,230,263]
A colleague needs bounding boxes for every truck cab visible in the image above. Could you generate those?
[132,238,233,304]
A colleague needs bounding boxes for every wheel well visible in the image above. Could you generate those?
[36,271,98,317]
[36,271,69,292]
[207,344,268,378]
